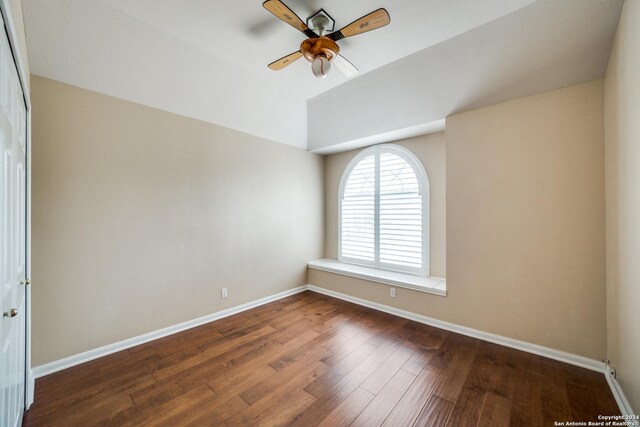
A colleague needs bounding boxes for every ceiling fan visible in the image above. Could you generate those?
[263,0,390,79]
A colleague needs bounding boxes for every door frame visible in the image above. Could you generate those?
[0,0,33,409]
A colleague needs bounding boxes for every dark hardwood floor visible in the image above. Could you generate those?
[23,290,619,426]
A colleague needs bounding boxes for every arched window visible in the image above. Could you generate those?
[339,144,429,275]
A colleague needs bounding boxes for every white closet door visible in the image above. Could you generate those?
[0,14,27,427]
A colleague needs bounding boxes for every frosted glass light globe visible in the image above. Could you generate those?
[311,56,331,79]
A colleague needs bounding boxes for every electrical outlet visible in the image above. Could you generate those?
[221,288,228,298]
[390,288,396,298]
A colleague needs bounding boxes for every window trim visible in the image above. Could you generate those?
[338,144,430,276]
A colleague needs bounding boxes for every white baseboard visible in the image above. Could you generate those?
[33,283,611,386]
[32,286,308,378]
[605,367,636,416]
[307,284,605,373]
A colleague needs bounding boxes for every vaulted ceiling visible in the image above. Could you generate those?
[23,0,623,152]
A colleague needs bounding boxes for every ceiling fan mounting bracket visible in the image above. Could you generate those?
[307,9,335,35]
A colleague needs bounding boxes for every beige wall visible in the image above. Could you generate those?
[312,79,606,360]
[323,132,446,277]
[605,0,640,412]
[30,76,323,366]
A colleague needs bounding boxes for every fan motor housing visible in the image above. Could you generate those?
[300,36,340,62]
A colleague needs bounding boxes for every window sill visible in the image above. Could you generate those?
[308,259,446,297]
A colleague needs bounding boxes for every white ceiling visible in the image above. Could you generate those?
[308,0,624,152]
[96,0,537,100]
[22,0,623,151]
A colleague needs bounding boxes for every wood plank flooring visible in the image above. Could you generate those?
[23,291,620,426]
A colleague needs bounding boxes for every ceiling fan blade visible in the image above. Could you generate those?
[262,0,317,38]
[333,54,359,78]
[268,51,303,70]
[329,8,390,41]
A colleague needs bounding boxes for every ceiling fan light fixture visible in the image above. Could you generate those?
[311,56,331,78]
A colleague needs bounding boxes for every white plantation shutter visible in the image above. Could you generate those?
[339,145,429,275]
[379,152,423,270]
[341,155,375,263]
